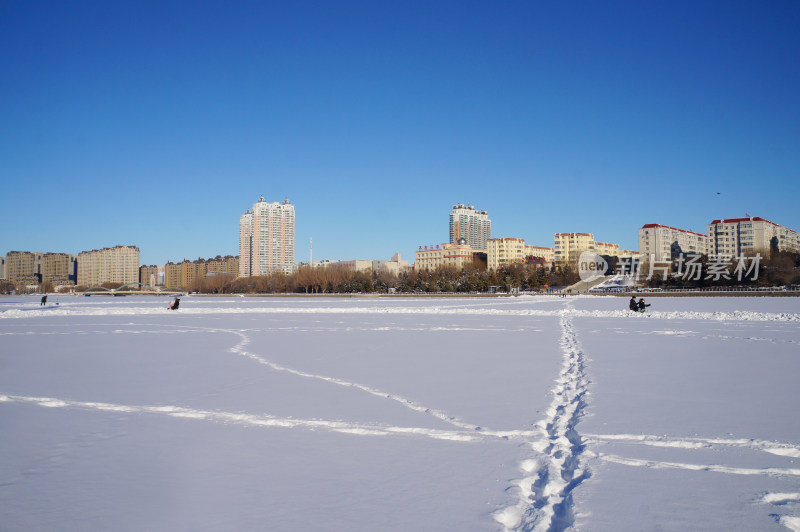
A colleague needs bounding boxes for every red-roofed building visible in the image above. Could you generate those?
[707,217,800,256]
[638,223,708,260]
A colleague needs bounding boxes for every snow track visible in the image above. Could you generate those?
[586,433,800,458]
[495,313,590,532]
[218,327,482,432]
[0,394,483,442]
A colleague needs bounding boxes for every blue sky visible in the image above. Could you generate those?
[2,1,799,265]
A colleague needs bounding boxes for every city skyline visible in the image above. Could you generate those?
[2,2,799,265]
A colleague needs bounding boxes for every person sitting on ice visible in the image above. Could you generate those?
[168,297,180,310]
[629,295,638,311]
[637,298,651,312]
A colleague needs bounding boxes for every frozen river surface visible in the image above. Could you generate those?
[1,295,799,531]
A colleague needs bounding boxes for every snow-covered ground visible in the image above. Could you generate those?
[1,295,799,531]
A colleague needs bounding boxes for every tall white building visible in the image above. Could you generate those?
[449,204,491,250]
[639,223,708,260]
[239,196,295,276]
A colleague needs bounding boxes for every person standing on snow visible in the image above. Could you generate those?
[40,295,47,306]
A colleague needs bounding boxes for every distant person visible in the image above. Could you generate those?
[40,295,47,306]
[169,297,180,310]
[637,298,651,313]
[629,295,638,311]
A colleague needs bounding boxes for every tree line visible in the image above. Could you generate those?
[2,252,797,295]
[188,262,580,294]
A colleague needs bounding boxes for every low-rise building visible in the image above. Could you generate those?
[335,253,410,275]
[415,242,484,271]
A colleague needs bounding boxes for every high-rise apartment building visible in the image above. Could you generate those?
[140,265,161,287]
[41,253,77,285]
[77,246,139,286]
[449,204,491,250]
[639,224,708,260]
[707,216,800,256]
[5,251,40,283]
[4,251,76,285]
[239,196,295,276]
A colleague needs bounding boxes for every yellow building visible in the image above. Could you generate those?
[487,238,525,271]
[415,242,482,271]
[5,251,38,283]
[77,246,140,286]
[207,255,239,276]
[165,256,239,289]
[525,245,555,263]
[487,238,556,271]
[42,253,76,285]
[165,261,197,289]
[139,265,160,287]
[554,233,635,267]
[553,233,595,266]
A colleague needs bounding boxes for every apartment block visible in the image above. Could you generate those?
[553,233,594,265]
[165,256,239,289]
[77,246,140,286]
[449,204,491,250]
[41,253,77,285]
[707,216,800,256]
[5,251,40,283]
[487,238,524,271]
[239,196,295,276]
[336,253,410,275]
[486,238,555,271]
[415,242,483,271]
[140,265,161,287]
[165,261,198,289]
[554,233,635,266]
[526,245,555,264]
[639,224,708,260]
